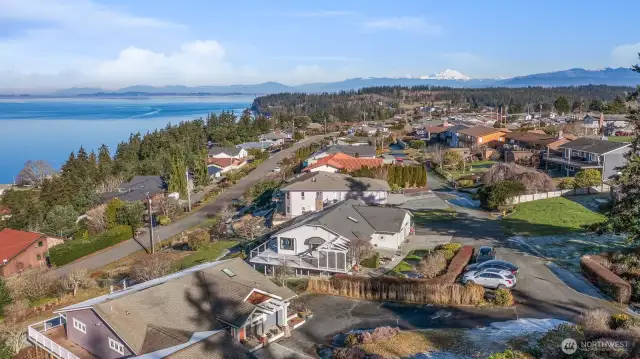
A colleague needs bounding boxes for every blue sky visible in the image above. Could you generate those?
[0,0,638,90]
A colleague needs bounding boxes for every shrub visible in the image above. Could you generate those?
[417,252,447,278]
[6,270,56,302]
[436,249,456,261]
[581,308,611,333]
[558,177,575,190]
[158,215,171,226]
[537,324,585,359]
[493,288,514,306]
[456,179,475,188]
[609,313,632,330]
[439,243,462,252]
[359,326,400,344]
[0,279,11,315]
[130,254,172,283]
[307,276,484,305]
[360,253,380,269]
[477,180,526,210]
[333,347,368,359]
[580,255,631,303]
[488,350,533,359]
[188,229,210,251]
[439,245,474,284]
[49,226,132,266]
[345,333,359,347]
[409,140,426,149]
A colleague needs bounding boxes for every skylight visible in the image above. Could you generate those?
[222,268,236,277]
[347,216,358,223]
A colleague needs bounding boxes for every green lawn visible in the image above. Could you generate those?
[177,240,238,269]
[445,160,496,180]
[607,136,632,143]
[502,197,606,236]
[392,260,414,273]
[413,209,460,224]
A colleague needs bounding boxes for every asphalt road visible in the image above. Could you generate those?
[50,134,329,278]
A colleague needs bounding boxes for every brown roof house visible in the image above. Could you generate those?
[27,258,300,359]
[0,229,58,277]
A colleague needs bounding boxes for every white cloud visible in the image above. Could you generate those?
[268,56,361,62]
[363,17,441,35]
[284,11,355,18]
[611,42,640,67]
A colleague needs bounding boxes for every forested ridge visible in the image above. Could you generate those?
[251,85,635,122]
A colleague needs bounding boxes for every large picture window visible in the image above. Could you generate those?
[280,237,294,250]
[73,318,86,334]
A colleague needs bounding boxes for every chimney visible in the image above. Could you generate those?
[558,130,563,139]
[599,113,604,130]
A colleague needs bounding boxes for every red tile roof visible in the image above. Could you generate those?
[0,229,44,263]
[207,158,245,168]
[303,153,383,172]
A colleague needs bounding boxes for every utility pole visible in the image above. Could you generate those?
[185,168,192,212]
[144,192,154,254]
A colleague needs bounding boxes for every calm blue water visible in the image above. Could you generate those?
[0,96,253,183]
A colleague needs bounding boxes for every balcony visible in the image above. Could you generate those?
[544,154,603,169]
[28,317,97,359]
[249,240,349,273]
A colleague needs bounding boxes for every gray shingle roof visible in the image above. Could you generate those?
[166,331,253,359]
[445,125,470,134]
[277,200,409,241]
[59,258,295,355]
[103,176,165,202]
[326,145,376,157]
[282,172,389,192]
[559,138,630,154]
[208,147,243,157]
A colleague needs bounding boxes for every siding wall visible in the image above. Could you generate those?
[65,309,134,359]
[1,238,48,277]
[275,226,339,256]
[603,147,630,179]
[285,190,388,217]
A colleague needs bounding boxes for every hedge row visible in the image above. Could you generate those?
[436,245,474,284]
[307,276,484,305]
[49,226,133,267]
[360,253,380,269]
[580,255,631,303]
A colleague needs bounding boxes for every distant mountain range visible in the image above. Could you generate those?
[6,67,640,97]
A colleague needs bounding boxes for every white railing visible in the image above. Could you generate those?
[28,318,80,359]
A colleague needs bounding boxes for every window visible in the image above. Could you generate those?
[73,318,86,334]
[37,241,43,247]
[109,338,125,355]
[301,207,306,213]
[301,192,305,199]
[280,237,294,250]
[37,254,42,261]
[222,268,236,277]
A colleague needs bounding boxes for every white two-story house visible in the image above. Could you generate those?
[250,200,412,275]
[281,172,390,218]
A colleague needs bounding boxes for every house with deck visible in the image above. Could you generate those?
[207,147,248,160]
[302,153,383,173]
[544,138,631,179]
[250,200,412,275]
[0,229,61,277]
[102,176,166,203]
[28,258,302,359]
[281,172,390,218]
[259,131,291,146]
[457,127,506,149]
[305,145,377,167]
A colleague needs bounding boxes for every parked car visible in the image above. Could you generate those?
[475,246,496,263]
[272,167,281,172]
[465,260,519,275]
[462,268,516,289]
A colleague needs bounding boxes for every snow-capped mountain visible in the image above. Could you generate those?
[423,69,472,81]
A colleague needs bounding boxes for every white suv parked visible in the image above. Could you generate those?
[462,268,516,289]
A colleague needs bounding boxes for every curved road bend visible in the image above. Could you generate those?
[51,134,330,278]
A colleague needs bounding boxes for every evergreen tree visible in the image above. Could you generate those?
[553,96,570,114]
[98,144,113,179]
[193,148,209,187]
[401,166,411,188]
[169,155,188,198]
[603,56,640,241]
[387,165,396,186]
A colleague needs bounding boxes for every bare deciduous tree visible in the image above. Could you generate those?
[427,144,445,169]
[0,321,27,354]
[130,254,172,283]
[86,204,108,233]
[16,160,55,187]
[95,175,124,193]
[157,196,182,219]
[348,237,373,266]
[483,162,554,193]
[233,215,266,247]
[63,268,95,296]
[6,269,55,302]
[273,262,294,287]
[210,205,234,238]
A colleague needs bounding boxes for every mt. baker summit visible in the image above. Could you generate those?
[404,69,472,81]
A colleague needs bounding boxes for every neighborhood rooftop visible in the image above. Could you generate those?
[458,126,504,137]
[325,145,376,158]
[282,172,390,192]
[558,137,631,154]
[302,153,383,172]
[0,228,43,263]
[56,258,296,356]
[276,200,409,241]
[207,147,244,157]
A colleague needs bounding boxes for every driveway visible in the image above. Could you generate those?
[50,134,329,278]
